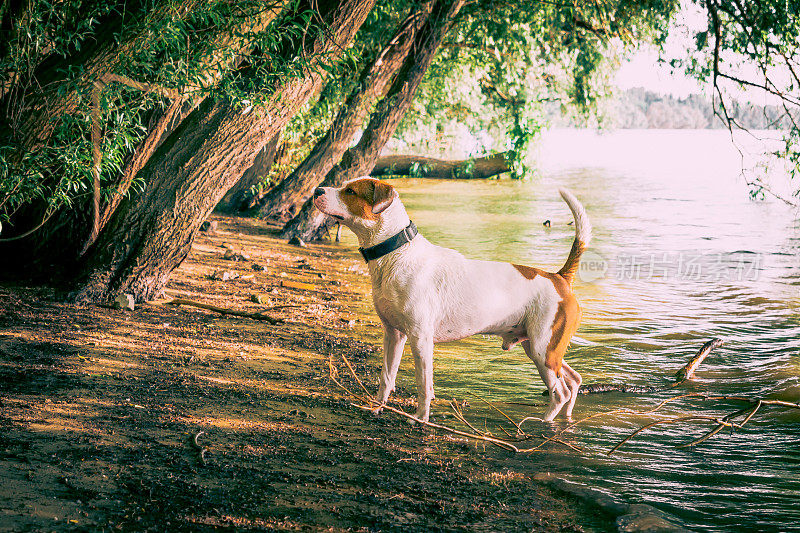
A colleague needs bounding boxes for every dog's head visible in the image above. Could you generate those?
[313,178,400,232]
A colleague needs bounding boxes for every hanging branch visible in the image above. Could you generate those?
[78,73,186,256]
[704,0,800,207]
[78,80,105,256]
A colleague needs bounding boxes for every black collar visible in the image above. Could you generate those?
[359,221,418,262]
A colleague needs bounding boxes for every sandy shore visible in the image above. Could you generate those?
[0,215,615,532]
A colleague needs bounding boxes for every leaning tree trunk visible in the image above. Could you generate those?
[71,0,377,303]
[371,151,512,179]
[0,1,286,272]
[281,0,465,241]
[216,132,280,213]
[256,4,430,221]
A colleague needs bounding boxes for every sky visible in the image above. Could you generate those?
[613,1,708,98]
[612,2,793,106]
[614,50,705,98]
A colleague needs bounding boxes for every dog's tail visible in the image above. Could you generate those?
[557,188,592,285]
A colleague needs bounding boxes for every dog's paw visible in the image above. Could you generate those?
[408,412,429,426]
[371,406,383,417]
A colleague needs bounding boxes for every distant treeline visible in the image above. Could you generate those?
[605,88,796,130]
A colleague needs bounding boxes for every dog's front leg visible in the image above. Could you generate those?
[409,333,434,423]
[374,322,407,414]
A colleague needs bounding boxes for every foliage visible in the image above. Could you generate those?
[393,0,680,178]
[0,0,424,228]
[2,0,800,235]
[664,0,800,199]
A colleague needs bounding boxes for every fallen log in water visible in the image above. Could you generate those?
[371,152,511,179]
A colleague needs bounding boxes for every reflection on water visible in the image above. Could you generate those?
[357,130,800,531]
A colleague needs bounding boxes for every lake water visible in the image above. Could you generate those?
[362,130,800,531]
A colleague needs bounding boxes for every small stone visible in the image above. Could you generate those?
[288,236,306,247]
[114,293,135,311]
[200,220,218,233]
[250,293,270,305]
[251,263,265,271]
[222,249,250,261]
[211,270,239,281]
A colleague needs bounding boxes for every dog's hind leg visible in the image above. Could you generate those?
[521,339,570,421]
[560,361,582,418]
[409,333,435,423]
[374,321,407,414]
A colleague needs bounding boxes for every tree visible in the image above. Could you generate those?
[281,0,466,241]
[69,0,379,302]
[0,0,288,264]
[216,132,281,213]
[256,2,432,220]
[2,0,798,304]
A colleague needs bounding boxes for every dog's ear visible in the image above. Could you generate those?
[371,181,396,214]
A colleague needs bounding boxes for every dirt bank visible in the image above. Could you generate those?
[0,215,614,532]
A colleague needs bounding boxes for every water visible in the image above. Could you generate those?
[356,130,800,531]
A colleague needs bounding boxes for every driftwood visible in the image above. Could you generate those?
[371,152,511,179]
[674,338,724,382]
[548,338,724,395]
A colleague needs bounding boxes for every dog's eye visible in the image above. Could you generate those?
[344,188,355,195]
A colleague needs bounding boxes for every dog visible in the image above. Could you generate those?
[313,178,590,422]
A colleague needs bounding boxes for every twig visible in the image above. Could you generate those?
[330,353,522,451]
[467,391,524,434]
[159,298,284,324]
[449,399,487,436]
[330,353,582,454]
[79,80,104,256]
[608,415,735,455]
[607,394,800,453]
[340,354,372,398]
[351,400,522,452]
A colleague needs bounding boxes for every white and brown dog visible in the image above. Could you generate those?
[313,178,590,422]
